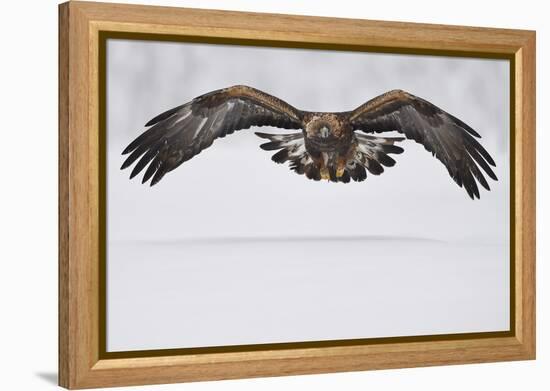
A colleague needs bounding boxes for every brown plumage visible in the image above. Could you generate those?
[121,85,497,199]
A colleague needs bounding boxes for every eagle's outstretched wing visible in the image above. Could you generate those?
[121,85,303,185]
[349,89,497,199]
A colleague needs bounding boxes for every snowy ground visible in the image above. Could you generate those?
[107,236,509,352]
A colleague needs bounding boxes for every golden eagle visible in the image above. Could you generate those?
[121,85,497,199]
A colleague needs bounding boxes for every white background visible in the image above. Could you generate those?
[0,0,547,390]
[106,41,510,351]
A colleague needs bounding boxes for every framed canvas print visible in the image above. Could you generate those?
[58,1,536,389]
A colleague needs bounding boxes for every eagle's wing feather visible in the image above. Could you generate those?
[349,89,497,199]
[121,85,303,185]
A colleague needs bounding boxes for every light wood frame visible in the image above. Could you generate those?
[59,1,536,389]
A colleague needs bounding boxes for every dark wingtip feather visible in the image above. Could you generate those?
[150,167,168,186]
[486,154,496,167]
[488,169,498,181]
[473,183,480,199]
[120,146,148,170]
[464,133,496,167]
[477,174,491,192]
[462,170,480,200]
[470,164,491,191]
[447,112,482,138]
[129,150,157,180]
[477,144,496,167]
[469,128,481,138]
[464,181,475,200]
[468,148,498,181]
[142,157,160,184]
[129,166,141,180]
[122,145,133,155]
[144,104,185,127]
[463,125,481,139]
[121,156,134,170]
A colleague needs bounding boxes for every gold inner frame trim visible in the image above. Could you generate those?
[97,30,516,360]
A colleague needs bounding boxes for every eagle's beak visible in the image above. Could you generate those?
[320,126,330,138]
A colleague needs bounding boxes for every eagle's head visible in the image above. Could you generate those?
[305,115,347,152]
[306,118,336,140]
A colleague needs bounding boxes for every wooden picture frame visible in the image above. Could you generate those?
[58,1,536,388]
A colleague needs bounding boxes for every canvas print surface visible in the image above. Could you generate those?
[106,39,510,352]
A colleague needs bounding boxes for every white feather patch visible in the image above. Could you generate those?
[172,108,192,125]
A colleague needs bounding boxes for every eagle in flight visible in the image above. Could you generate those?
[121,85,497,199]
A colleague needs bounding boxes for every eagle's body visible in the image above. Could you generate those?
[121,85,497,199]
[258,111,402,182]
[303,112,354,180]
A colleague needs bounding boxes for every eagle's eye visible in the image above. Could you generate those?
[319,126,330,138]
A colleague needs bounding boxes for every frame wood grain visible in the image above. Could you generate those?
[59,1,536,388]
